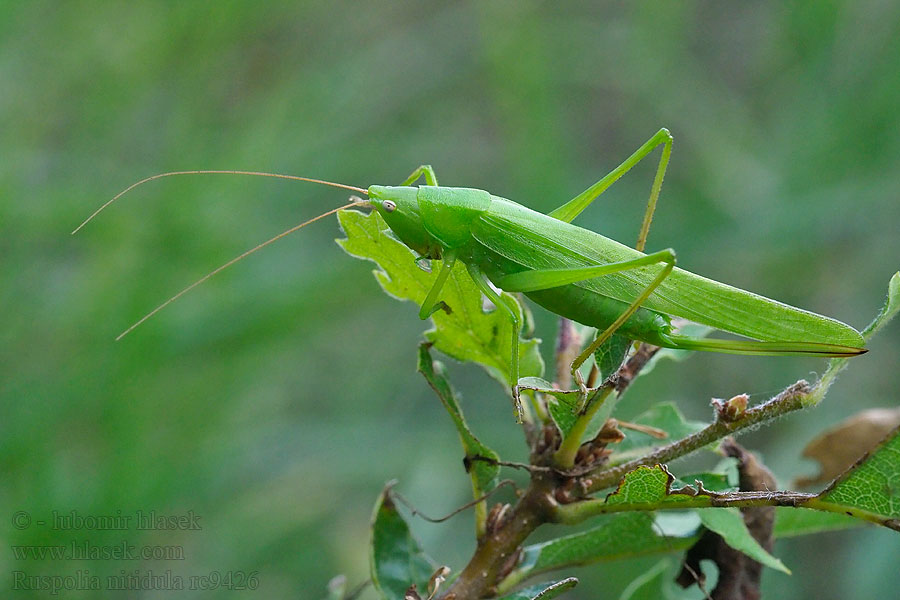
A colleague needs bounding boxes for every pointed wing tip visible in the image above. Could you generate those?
[836,346,867,357]
[665,335,868,358]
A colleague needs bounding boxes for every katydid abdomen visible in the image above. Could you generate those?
[467,241,676,348]
[462,194,865,356]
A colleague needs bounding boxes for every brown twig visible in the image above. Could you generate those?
[554,318,581,390]
[585,380,812,494]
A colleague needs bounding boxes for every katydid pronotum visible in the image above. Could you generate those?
[75,128,866,421]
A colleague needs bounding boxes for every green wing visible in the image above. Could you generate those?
[471,197,864,349]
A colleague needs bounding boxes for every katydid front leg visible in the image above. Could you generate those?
[403,164,455,319]
[400,164,439,187]
[466,263,525,423]
[419,250,456,319]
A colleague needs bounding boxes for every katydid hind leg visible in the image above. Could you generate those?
[634,129,673,252]
[493,249,677,399]
[495,249,678,293]
[548,128,673,252]
[570,250,675,401]
[466,263,525,423]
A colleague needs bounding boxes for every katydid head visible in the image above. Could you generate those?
[368,185,444,259]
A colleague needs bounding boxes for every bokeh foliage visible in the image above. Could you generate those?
[2,2,898,598]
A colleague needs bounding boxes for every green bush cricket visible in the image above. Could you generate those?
[75,129,866,421]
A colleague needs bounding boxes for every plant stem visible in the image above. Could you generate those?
[553,490,816,524]
[553,386,614,468]
[551,344,661,470]
[583,380,812,494]
[440,475,557,599]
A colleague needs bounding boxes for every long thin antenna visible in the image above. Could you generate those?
[116,199,366,340]
[72,170,368,234]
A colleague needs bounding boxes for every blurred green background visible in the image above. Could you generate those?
[2,1,899,598]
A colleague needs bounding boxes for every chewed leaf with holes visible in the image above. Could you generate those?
[604,466,788,572]
[369,486,434,600]
[338,209,543,389]
[672,470,735,493]
[595,459,900,530]
[604,465,703,507]
[809,425,900,531]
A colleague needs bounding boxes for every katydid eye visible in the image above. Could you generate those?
[382,200,397,212]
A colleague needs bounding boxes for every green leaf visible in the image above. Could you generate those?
[598,465,738,511]
[501,477,861,591]
[337,209,543,390]
[809,425,900,530]
[772,509,860,538]
[518,377,582,437]
[500,513,696,591]
[517,377,617,441]
[496,578,578,600]
[611,402,707,460]
[417,343,499,502]
[697,508,791,574]
[517,377,555,390]
[593,333,632,380]
[605,465,696,506]
[369,485,434,600]
[546,396,580,440]
[617,559,672,600]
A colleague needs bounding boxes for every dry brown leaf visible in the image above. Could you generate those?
[795,407,900,488]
